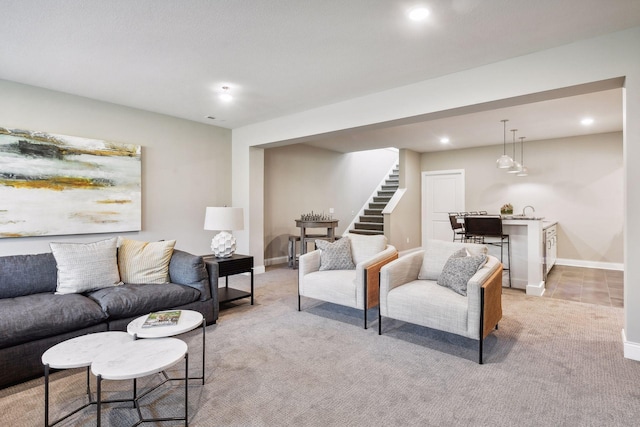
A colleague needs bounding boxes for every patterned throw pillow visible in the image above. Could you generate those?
[118,238,176,284]
[436,253,487,296]
[50,237,123,294]
[315,237,356,271]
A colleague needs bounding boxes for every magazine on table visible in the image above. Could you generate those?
[142,310,182,328]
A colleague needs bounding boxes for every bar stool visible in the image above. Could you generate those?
[448,213,466,242]
[464,215,511,287]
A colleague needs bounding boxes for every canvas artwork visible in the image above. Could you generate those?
[0,126,141,238]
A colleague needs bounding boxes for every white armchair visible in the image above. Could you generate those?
[379,240,503,363]
[298,233,398,329]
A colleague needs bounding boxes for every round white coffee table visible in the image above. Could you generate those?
[41,332,134,427]
[91,338,189,427]
[127,310,206,384]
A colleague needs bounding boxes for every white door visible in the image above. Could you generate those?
[422,170,465,244]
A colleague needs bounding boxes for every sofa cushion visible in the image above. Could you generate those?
[418,239,487,281]
[347,233,387,265]
[0,253,58,298]
[169,249,211,301]
[50,238,123,295]
[437,253,488,296]
[118,238,176,284]
[316,238,355,271]
[0,293,108,349]
[86,283,201,320]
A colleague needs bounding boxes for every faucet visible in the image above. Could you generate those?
[522,205,535,216]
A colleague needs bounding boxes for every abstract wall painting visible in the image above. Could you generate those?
[0,126,141,238]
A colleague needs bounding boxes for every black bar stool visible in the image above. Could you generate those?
[463,215,511,287]
[448,212,466,242]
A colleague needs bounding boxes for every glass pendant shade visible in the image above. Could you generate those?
[496,119,513,168]
[516,136,528,176]
[507,129,521,173]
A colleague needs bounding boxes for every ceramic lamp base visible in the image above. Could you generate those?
[211,231,236,258]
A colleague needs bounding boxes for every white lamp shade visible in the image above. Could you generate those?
[204,207,244,231]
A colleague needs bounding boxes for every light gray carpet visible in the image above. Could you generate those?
[1,265,639,426]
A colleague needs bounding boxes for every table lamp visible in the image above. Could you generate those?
[204,207,244,258]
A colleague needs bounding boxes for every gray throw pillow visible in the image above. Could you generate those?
[437,253,487,296]
[316,238,355,271]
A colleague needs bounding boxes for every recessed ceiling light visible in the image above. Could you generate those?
[581,117,594,126]
[219,86,233,102]
[408,6,430,21]
[440,137,450,144]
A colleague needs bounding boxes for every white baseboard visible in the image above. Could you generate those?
[556,258,623,271]
[622,329,640,361]
[264,256,289,267]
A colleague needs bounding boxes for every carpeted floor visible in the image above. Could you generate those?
[1,265,639,426]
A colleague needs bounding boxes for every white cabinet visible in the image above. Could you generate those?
[545,224,557,276]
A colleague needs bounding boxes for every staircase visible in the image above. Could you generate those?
[350,166,399,235]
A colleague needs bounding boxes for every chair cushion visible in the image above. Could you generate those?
[386,280,471,338]
[0,293,108,349]
[118,238,176,284]
[418,239,487,281]
[316,238,355,271]
[437,253,487,296]
[50,237,123,294]
[300,270,358,308]
[86,283,200,320]
[347,233,387,265]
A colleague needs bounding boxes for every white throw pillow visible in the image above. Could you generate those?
[50,237,123,295]
[418,239,488,281]
[347,233,387,265]
[117,238,176,284]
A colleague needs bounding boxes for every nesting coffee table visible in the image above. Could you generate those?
[92,338,188,427]
[42,331,134,426]
[127,310,206,384]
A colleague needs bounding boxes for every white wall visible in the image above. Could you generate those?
[421,132,623,266]
[0,79,232,256]
[233,27,640,355]
[263,144,397,262]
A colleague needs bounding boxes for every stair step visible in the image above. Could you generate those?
[381,185,398,191]
[373,196,391,203]
[349,229,384,236]
[368,202,387,210]
[364,208,382,216]
[378,190,395,197]
[360,215,383,223]
[355,222,383,231]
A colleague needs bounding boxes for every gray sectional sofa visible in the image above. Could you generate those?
[0,249,219,388]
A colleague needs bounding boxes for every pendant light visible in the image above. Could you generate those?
[496,119,514,168]
[507,129,522,174]
[516,136,529,176]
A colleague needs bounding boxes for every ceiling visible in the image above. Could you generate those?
[1,1,639,152]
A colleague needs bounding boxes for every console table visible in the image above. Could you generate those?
[295,219,339,254]
[203,254,254,306]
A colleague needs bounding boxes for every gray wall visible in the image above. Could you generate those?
[263,144,397,262]
[0,79,232,256]
[421,132,623,265]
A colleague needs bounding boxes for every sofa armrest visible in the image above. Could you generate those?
[169,249,215,302]
[203,259,220,308]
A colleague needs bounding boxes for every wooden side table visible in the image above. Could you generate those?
[295,219,339,254]
[203,254,254,306]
